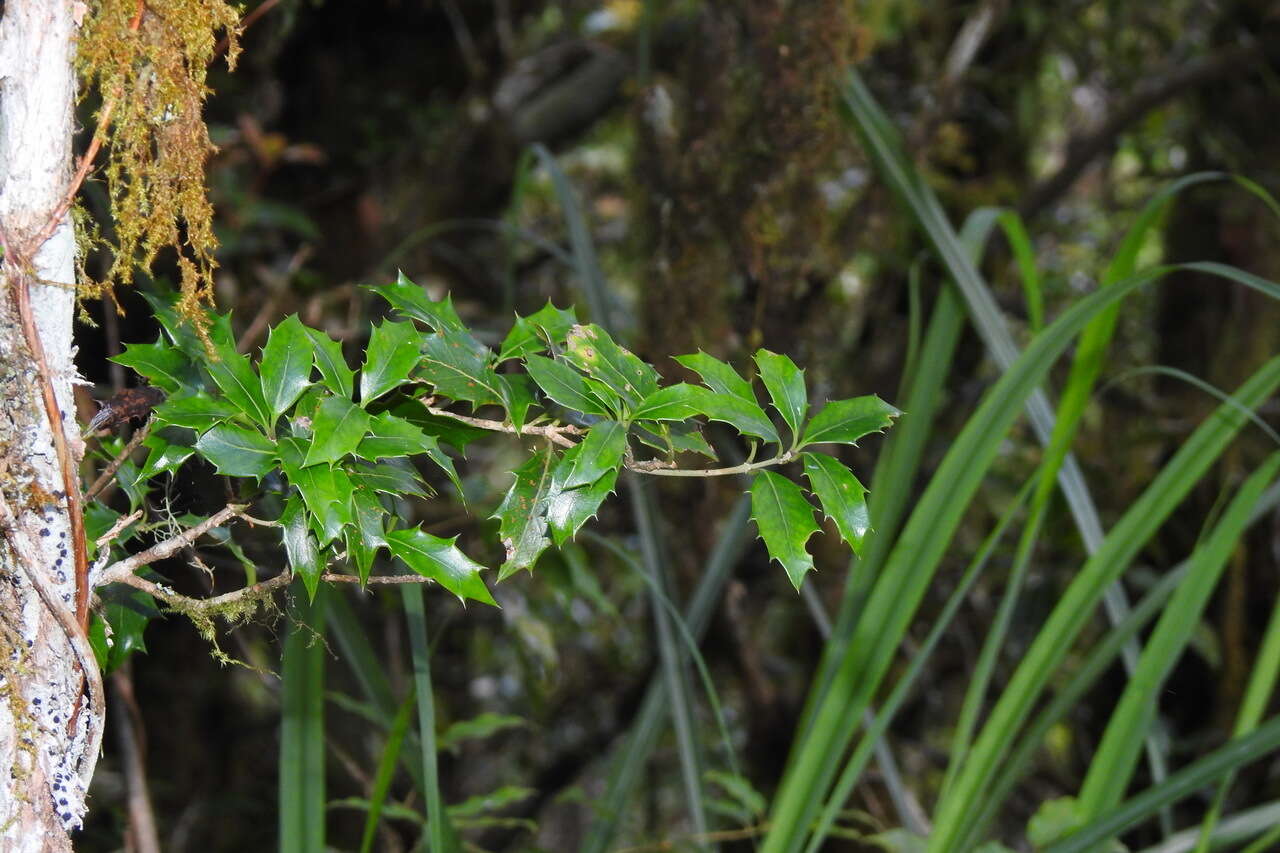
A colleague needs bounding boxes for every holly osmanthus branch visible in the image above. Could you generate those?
[420,399,802,478]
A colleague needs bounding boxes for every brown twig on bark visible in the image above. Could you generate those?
[85,418,152,501]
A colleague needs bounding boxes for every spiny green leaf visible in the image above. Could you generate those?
[111,338,196,393]
[372,271,467,332]
[140,434,194,480]
[563,324,660,408]
[560,420,626,488]
[351,461,432,499]
[282,448,355,547]
[153,392,240,431]
[357,412,464,497]
[493,449,557,579]
[356,411,434,459]
[207,341,273,430]
[500,373,538,432]
[498,302,578,361]
[305,326,355,399]
[754,349,808,442]
[305,396,373,466]
[801,395,900,447]
[281,495,324,600]
[674,351,756,404]
[348,487,388,584]
[260,315,314,420]
[630,384,706,421]
[386,527,496,605]
[195,424,277,478]
[101,586,157,671]
[750,470,819,590]
[360,319,421,405]
[419,330,505,408]
[524,354,615,417]
[547,444,618,546]
[633,384,780,444]
[802,452,870,556]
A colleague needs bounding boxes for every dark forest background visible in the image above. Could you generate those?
[72,1,1280,851]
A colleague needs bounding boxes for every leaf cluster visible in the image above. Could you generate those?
[100,275,896,617]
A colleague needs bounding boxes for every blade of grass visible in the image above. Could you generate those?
[402,586,452,853]
[360,690,416,853]
[763,259,1280,853]
[955,559,1187,851]
[951,480,1280,849]
[1194,508,1280,849]
[1134,799,1280,852]
[629,476,711,847]
[962,207,1044,333]
[1079,452,1280,815]
[764,264,1157,853]
[796,278,965,747]
[803,472,1038,852]
[280,581,328,853]
[579,496,754,853]
[531,143,612,327]
[1041,716,1280,853]
[954,479,1280,850]
[929,355,1280,852]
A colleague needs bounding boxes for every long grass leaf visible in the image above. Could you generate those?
[930,355,1280,852]
[765,257,1280,853]
[1134,800,1280,852]
[580,496,753,853]
[629,477,711,846]
[1041,717,1280,853]
[280,581,328,853]
[402,587,453,852]
[765,264,1157,853]
[796,280,965,746]
[1195,501,1280,848]
[804,473,1038,852]
[360,691,416,853]
[531,143,612,326]
[1079,452,1280,815]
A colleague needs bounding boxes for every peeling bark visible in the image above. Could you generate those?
[0,1,102,849]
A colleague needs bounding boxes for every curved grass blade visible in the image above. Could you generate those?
[1078,452,1280,816]
[763,262,1280,853]
[1041,717,1280,853]
[579,496,753,853]
[930,357,1280,852]
[359,691,416,853]
[803,473,1038,852]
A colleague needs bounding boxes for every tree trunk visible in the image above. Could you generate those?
[0,1,103,849]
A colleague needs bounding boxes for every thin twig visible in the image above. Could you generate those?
[96,509,143,549]
[423,399,801,475]
[422,401,584,448]
[629,450,798,477]
[107,568,446,614]
[111,667,161,853]
[97,504,247,587]
[86,418,152,500]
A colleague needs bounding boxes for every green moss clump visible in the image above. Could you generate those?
[76,0,240,346]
